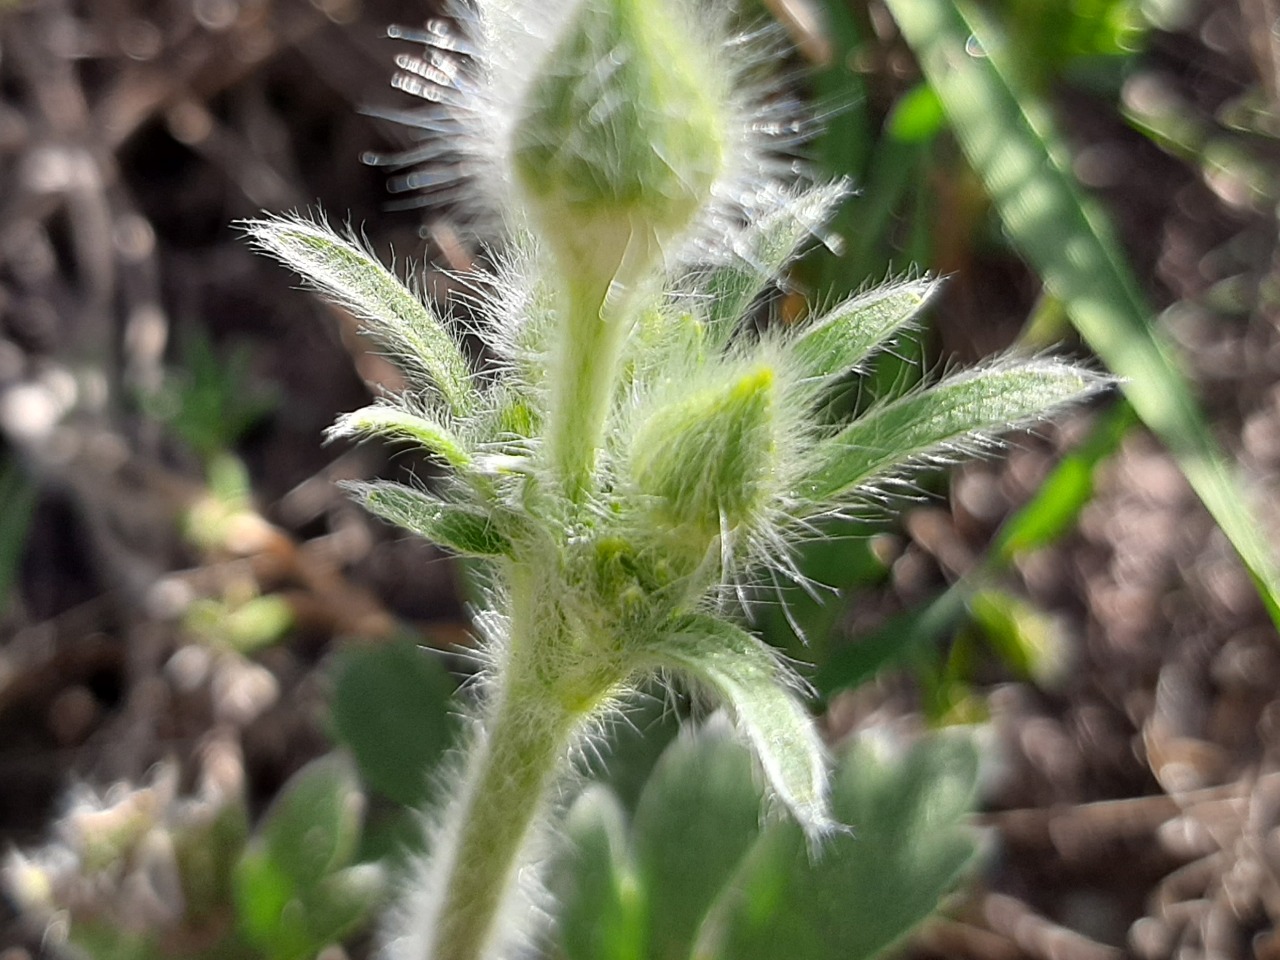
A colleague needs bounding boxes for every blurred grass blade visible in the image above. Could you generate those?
[884,0,1280,628]
[967,588,1068,687]
[815,584,970,698]
[818,401,1133,699]
[994,399,1136,559]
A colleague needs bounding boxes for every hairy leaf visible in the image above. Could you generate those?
[346,481,511,557]
[630,722,761,960]
[805,359,1107,502]
[791,279,938,381]
[257,754,363,885]
[555,787,646,960]
[702,182,847,348]
[644,615,830,836]
[698,731,981,960]
[242,217,476,416]
[329,405,472,469]
[330,639,459,808]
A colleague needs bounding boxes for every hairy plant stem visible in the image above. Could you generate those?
[546,276,631,504]
[430,564,619,960]
[430,688,571,960]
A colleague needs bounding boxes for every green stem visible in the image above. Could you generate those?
[430,685,574,960]
[429,563,620,960]
[545,277,631,503]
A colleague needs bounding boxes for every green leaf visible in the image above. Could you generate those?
[306,863,386,949]
[234,848,311,960]
[242,216,476,416]
[701,182,847,346]
[554,786,647,960]
[630,722,762,960]
[806,359,1108,502]
[645,615,830,835]
[791,279,937,381]
[234,859,381,960]
[883,0,1280,627]
[698,731,982,960]
[330,639,459,807]
[814,586,972,698]
[234,755,371,960]
[346,481,511,557]
[172,793,250,923]
[256,754,364,886]
[330,405,472,469]
[153,327,277,463]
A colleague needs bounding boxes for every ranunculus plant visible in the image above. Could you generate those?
[245,1,1107,958]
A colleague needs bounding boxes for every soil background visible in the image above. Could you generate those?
[2,1,1280,958]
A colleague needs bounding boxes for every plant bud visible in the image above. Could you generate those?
[631,365,779,550]
[512,0,727,296]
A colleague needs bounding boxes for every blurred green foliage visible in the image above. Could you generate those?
[551,722,982,960]
[146,328,276,467]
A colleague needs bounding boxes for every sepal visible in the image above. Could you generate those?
[630,364,780,548]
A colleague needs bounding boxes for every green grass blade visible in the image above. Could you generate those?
[883,0,1280,627]
[993,399,1137,559]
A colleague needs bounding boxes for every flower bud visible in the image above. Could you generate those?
[512,0,727,296]
[631,364,779,552]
